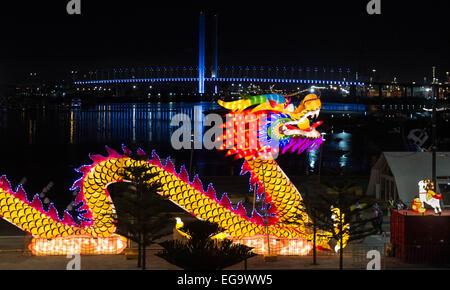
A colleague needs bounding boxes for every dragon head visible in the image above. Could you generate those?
[218,93,323,160]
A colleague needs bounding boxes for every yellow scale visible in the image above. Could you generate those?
[0,146,335,254]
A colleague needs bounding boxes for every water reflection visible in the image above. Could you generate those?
[0,101,424,214]
[305,129,355,170]
[54,102,220,145]
[308,148,319,169]
[0,102,366,174]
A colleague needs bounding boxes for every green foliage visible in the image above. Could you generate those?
[291,181,379,269]
[296,194,333,230]
[156,220,256,270]
[319,181,379,242]
[111,152,174,269]
[114,160,171,245]
[288,196,332,264]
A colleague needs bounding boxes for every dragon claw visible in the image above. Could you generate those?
[68,201,90,224]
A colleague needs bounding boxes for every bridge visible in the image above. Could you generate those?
[72,12,366,96]
[75,77,364,86]
[72,74,366,98]
[70,12,447,99]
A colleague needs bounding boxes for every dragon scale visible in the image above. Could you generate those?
[0,93,344,255]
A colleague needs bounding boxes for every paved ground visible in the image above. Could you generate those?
[1,197,447,270]
[0,175,447,270]
[0,247,439,270]
[0,233,447,270]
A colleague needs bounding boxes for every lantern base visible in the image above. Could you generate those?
[233,235,314,256]
[28,234,127,256]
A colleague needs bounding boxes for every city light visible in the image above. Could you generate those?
[74,78,365,86]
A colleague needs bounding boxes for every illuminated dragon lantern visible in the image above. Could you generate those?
[0,93,347,256]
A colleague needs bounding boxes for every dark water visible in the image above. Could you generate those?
[0,101,409,212]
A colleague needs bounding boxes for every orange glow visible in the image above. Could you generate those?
[1,92,341,257]
[412,198,426,213]
[174,219,314,256]
[28,234,127,256]
[233,235,313,256]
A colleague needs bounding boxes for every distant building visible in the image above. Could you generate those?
[367,152,450,208]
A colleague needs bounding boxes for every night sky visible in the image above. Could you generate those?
[0,0,448,84]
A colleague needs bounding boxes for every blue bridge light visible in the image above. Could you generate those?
[74,77,364,87]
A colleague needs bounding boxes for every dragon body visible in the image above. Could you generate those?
[0,93,346,256]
